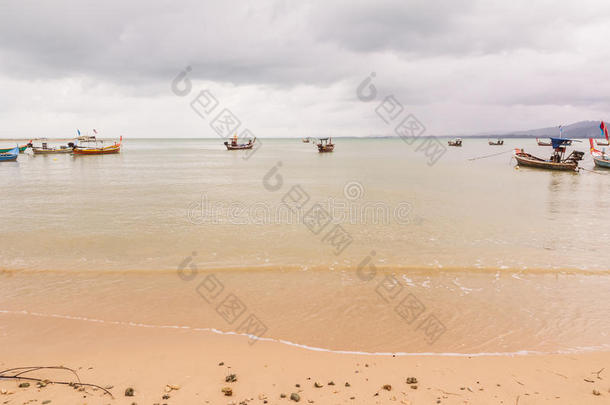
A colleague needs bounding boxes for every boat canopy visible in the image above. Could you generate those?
[550,138,573,148]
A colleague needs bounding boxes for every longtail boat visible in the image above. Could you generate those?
[488,139,503,146]
[32,141,75,155]
[536,138,552,146]
[224,134,256,150]
[515,138,584,171]
[448,138,462,147]
[0,143,29,153]
[302,137,310,143]
[0,147,19,162]
[73,136,122,155]
[316,137,334,152]
[589,138,610,169]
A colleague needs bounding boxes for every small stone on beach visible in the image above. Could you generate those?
[222,387,233,396]
[383,384,392,391]
[226,374,237,383]
[290,392,300,402]
[18,383,30,388]
[125,387,135,397]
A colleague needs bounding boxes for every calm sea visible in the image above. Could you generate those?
[1,137,609,354]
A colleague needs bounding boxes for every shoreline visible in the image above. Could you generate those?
[1,312,608,404]
[2,309,610,359]
[3,265,610,275]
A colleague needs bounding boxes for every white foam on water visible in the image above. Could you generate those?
[2,309,609,358]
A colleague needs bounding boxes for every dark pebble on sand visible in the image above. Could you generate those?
[290,392,300,402]
[18,382,30,388]
[125,387,135,397]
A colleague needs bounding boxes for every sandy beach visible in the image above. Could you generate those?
[3,1,610,403]
[1,312,608,404]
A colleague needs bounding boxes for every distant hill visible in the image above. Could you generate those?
[483,120,605,139]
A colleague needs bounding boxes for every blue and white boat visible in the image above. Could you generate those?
[589,138,610,169]
[0,146,18,162]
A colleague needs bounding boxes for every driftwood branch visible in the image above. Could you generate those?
[0,366,113,398]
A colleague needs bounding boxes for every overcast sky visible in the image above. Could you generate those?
[1,0,609,138]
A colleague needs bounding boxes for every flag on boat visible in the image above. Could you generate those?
[601,121,608,141]
[77,129,81,136]
[93,129,98,134]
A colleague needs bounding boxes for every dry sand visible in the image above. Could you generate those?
[0,312,608,404]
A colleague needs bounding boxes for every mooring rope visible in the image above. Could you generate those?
[467,149,514,161]
[578,166,609,175]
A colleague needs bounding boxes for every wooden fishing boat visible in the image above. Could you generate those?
[589,138,610,169]
[73,137,122,155]
[448,138,462,147]
[224,135,256,150]
[32,141,74,155]
[316,137,334,152]
[488,139,504,146]
[302,137,310,143]
[0,147,19,162]
[0,143,29,153]
[536,138,552,146]
[515,138,584,171]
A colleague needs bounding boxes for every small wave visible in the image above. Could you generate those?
[3,265,610,276]
[2,309,609,357]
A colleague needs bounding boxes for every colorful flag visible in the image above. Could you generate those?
[77,129,81,136]
[93,129,98,134]
[601,121,609,141]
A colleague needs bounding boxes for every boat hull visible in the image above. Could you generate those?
[593,156,610,169]
[33,147,73,155]
[224,143,254,150]
[73,145,121,155]
[0,154,17,162]
[317,145,334,152]
[515,154,578,171]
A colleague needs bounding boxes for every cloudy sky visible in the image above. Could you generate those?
[1,0,610,138]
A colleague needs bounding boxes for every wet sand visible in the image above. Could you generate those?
[1,312,608,404]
